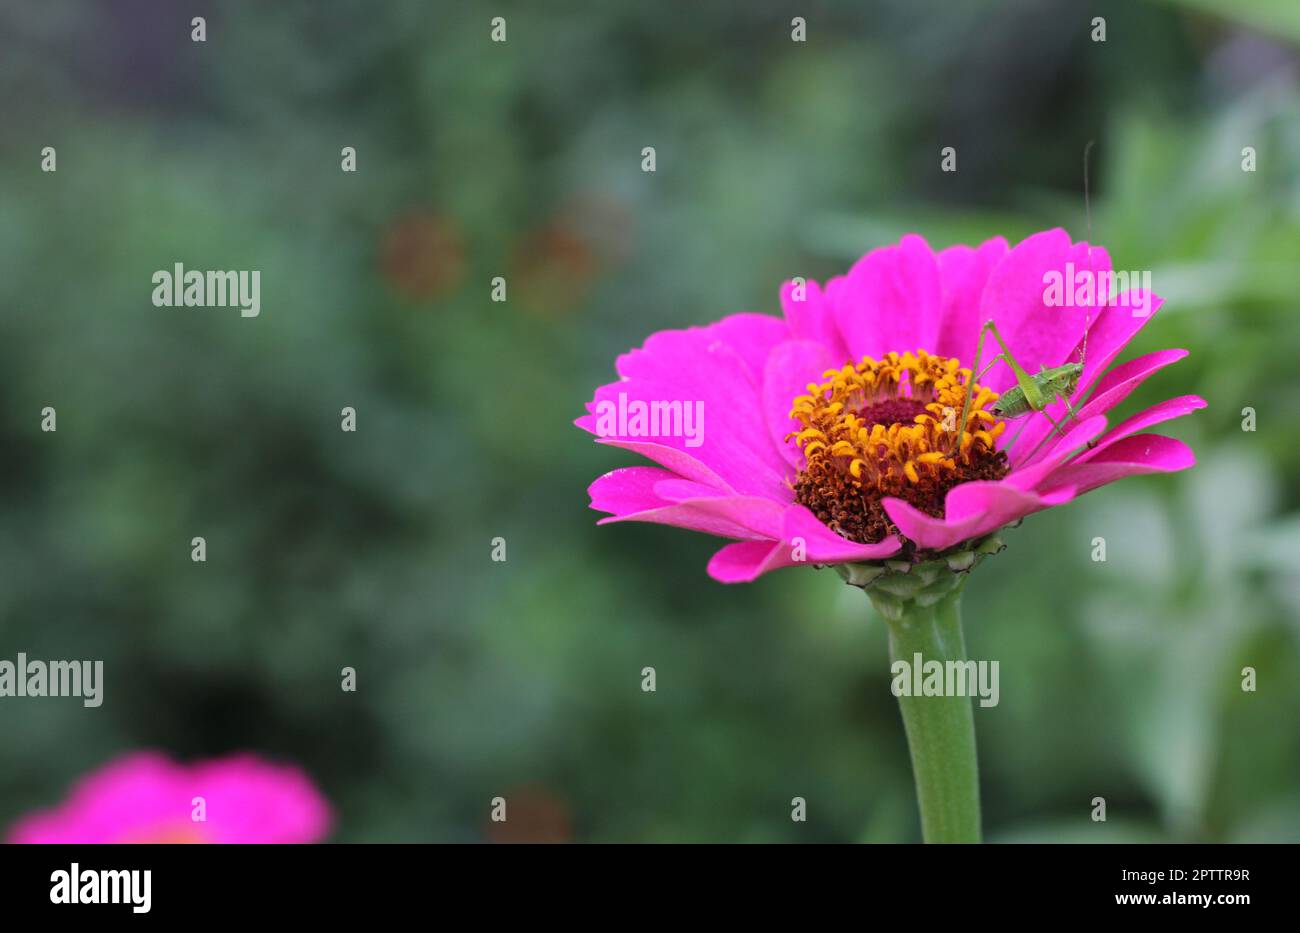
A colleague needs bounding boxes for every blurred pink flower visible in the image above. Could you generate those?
[8,751,331,844]
[579,229,1203,582]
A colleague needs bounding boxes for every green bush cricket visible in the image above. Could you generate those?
[952,315,1090,456]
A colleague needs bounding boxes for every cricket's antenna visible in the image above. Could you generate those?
[1083,139,1096,246]
[1080,139,1097,366]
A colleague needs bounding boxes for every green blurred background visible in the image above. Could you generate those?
[1,0,1298,842]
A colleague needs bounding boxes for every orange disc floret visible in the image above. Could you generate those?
[787,350,1010,546]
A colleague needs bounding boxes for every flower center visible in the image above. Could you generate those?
[117,822,209,843]
[787,349,1009,549]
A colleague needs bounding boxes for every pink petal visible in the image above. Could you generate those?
[782,504,901,562]
[707,540,790,583]
[882,481,1078,552]
[8,752,330,844]
[589,468,786,540]
[585,437,734,491]
[596,505,776,540]
[1074,288,1164,395]
[652,477,738,502]
[833,234,942,360]
[705,505,903,583]
[1012,348,1187,466]
[188,755,331,844]
[1040,434,1195,495]
[580,377,787,497]
[1076,395,1206,462]
[664,492,788,538]
[977,229,1106,394]
[615,312,786,388]
[701,312,794,384]
[934,236,1009,364]
[8,752,181,843]
[588,466,682,516]
[580,311,794,489]
[1004,414,1109,491]
[780,277,850,362]
[1079,348,1189,416]
[1002,289,1166,466]
[762,339,838,469]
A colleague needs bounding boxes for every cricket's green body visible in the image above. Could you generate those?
[989,361,1083,418]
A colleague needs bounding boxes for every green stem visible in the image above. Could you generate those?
[882,585,982,843]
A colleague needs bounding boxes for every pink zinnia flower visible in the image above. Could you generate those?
[7,751,332,844]
[580,229,1202,582]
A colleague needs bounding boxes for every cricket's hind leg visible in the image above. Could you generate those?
[1040,409,1069,440]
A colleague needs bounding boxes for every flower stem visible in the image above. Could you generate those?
[882,585,982,843]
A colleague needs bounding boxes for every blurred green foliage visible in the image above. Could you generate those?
[0,0,1297,842]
